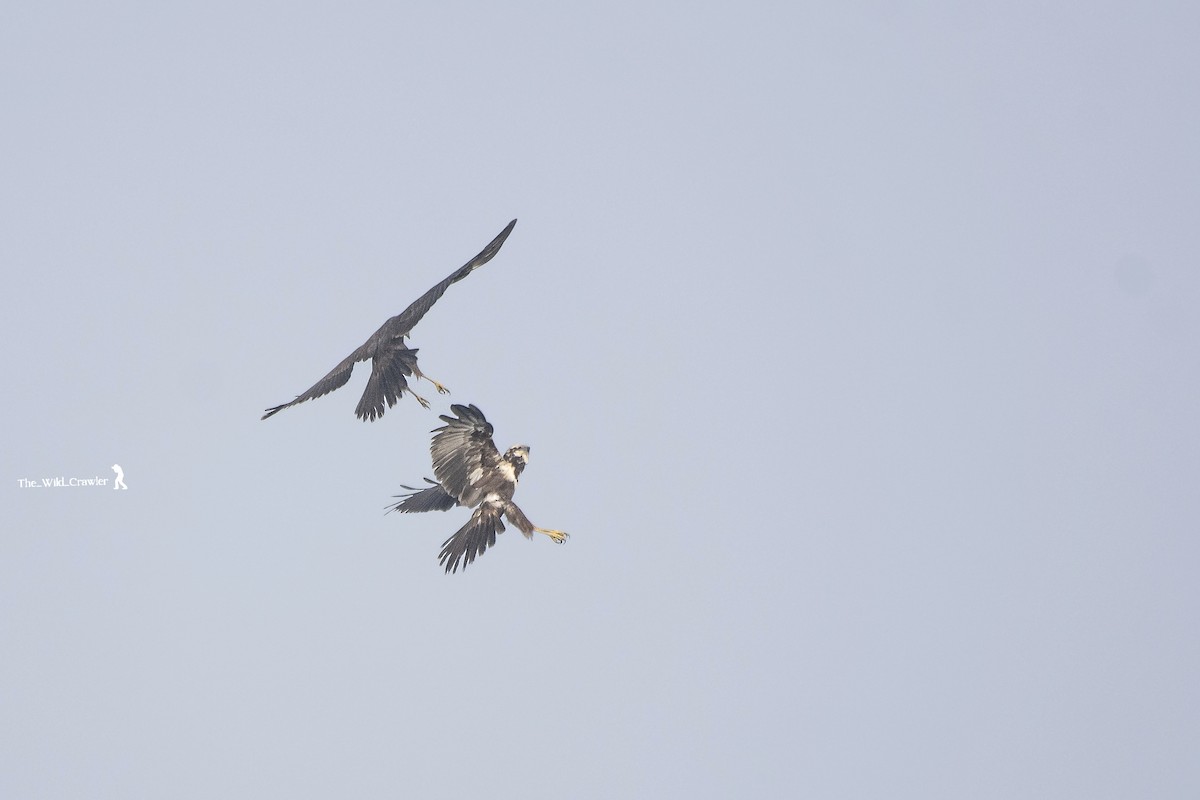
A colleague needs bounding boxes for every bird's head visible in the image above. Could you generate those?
[503,445,530,480]
[504,445,530,466]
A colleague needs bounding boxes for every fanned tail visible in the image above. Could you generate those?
[387,478,458,514]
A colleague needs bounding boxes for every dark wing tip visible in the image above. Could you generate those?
[436,404,491,435]
[261,400,296,420]
[462,220,518,272]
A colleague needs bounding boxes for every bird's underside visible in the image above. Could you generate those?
[261,219,517,422]
[388,404,568,573]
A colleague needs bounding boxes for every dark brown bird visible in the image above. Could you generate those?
[262,220,517,421]
[388,403,569,573]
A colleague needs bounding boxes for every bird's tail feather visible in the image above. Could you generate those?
[386,478,457,514]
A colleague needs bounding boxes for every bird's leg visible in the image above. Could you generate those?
[412,366,450,395]
[534,526,570,544]
[409,389,432,409]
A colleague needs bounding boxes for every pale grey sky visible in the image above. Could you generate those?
[3,2,1199,798]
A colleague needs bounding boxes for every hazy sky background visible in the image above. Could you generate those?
[3,2,1198,797]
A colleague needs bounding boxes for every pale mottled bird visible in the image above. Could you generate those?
[389,404,569,573]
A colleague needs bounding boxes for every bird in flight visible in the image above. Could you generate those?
[262,220,517,422]
[388,403,569,573]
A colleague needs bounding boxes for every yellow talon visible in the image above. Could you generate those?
[536,527,569,544]
[414,367,450,395]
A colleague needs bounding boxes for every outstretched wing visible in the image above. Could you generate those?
[387,478,458,514]
[429,403,507,508]
[261,342,371,420]
[377,219,517,338]
[438,500,506,573]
